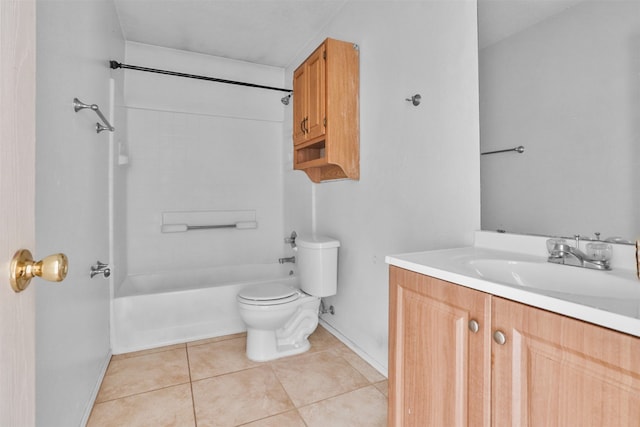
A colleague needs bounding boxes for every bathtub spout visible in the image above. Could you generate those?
[279,256,295,264]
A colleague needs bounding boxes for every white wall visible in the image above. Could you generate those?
[283,1,481,372]
[35,0,124,425]
[123,43,287,275]
[480,1,640,239]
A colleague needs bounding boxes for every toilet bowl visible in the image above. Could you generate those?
[237,283,320,361]
[237,234,340,362]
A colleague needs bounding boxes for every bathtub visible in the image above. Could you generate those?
[112,263,297,354]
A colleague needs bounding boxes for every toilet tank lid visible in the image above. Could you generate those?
[296,234,340,249]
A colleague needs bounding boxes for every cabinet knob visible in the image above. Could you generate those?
[493,330,507,345]
[468,319,480,333]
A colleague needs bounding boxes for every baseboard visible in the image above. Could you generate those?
[318,319,388,378]
[80,350,112,426]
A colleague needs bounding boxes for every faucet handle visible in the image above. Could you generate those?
[90,261,111,279]
[284,231,297,248]
[546,238,566,255]
[586,242,613,262]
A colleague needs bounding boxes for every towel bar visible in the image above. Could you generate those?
[481,145,525,156]
[161,221,258,233]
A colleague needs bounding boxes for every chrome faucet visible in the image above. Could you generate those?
[547,239,611,271]
[279,256,295,264]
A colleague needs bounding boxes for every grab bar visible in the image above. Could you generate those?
[73,98,115,133]
[161,221,257,233]
[481,145,525,156]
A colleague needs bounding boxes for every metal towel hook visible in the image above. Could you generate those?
[405,94,421,106]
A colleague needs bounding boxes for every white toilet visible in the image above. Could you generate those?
[237,234,340,362]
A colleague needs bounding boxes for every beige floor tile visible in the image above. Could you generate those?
[334,346,387,383]
[308,325,347,353]
[111,343,186,361]
[271,350,369,407]
[192,366,294,427]
[298,386,388,427]
[188,336,259,381]
[239,410,306,427]
[96,348,190,402]
[374,379,389,397]
[187,332,246,348]
[87,384,195,427]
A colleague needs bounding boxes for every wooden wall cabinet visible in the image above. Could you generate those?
[389,266,640,426]
[292,38,359,183]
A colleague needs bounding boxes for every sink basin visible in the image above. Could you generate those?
[465,259,640,300]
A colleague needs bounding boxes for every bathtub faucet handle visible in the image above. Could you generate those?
[284,231,297,248]
[90,261,111,279]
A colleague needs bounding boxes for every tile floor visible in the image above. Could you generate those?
[87,326,388,427]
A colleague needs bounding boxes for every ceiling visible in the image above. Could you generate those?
[113,0,584,68]
[113,0,348,68]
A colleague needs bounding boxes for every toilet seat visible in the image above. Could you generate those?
[237,283,301,306]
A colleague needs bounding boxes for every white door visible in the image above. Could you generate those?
[0,0,37,425]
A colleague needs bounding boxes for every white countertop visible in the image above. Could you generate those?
[385,232,640,338]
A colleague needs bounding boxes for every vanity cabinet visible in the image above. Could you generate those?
[389,266,640,426]
[292,38,359,183]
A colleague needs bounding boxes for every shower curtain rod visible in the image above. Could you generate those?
[109,60,293,94]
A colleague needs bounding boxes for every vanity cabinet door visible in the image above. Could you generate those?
[388,267,491,427]
[491,297,640,426]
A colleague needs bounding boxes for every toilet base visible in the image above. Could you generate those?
[246,329,312,362]
[244,299,320,362]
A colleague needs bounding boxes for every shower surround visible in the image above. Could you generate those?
[114,42,289,350]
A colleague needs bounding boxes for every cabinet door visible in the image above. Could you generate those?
[292,43,325,146]
[304,44,325,141]
[492,297,640,426]
[389,267,491,427]
[292,64,307,145]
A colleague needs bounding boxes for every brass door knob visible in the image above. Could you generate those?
[10,249,68,292]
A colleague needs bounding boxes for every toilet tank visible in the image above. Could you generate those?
[296,235,340,297]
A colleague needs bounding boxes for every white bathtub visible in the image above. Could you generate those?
[112,263,297,354]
